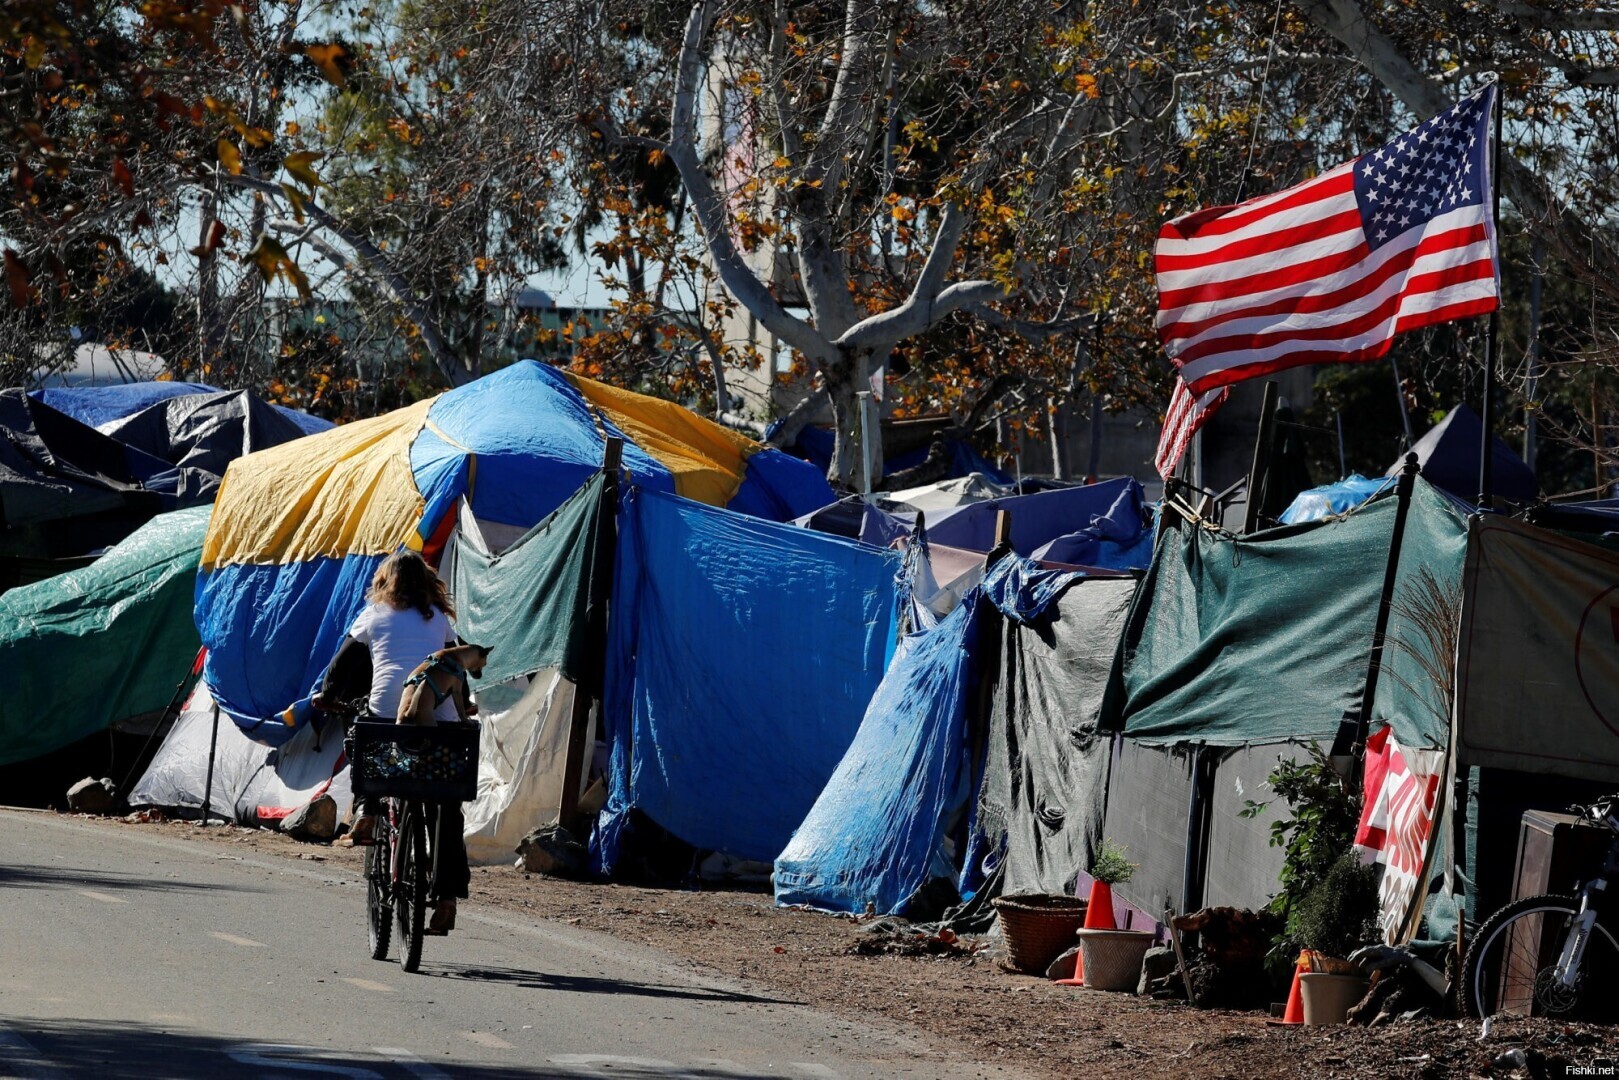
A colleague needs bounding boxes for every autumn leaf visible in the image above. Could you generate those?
[3,250,31,306]
[189,219,227,257]
[112,159,135,197]
[305,43,349,86]
[279,183,308,223]
[217,139,243,175]
[248,235,312,298]
[283,151,324,189]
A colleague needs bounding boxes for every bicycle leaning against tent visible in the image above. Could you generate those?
[1462,794,1619,1021]
[347,719,480,973]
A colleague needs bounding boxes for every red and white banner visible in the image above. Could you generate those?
[1355,725,1444,943]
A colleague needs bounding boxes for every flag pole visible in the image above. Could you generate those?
[1478,77,1503,510]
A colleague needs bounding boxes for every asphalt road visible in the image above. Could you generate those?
[0,811,1021,1080]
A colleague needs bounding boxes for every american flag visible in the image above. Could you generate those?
[1154,378,1230,480]
[1156,86,1499,396]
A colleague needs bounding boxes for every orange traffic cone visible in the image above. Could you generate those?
[1056,880,1117,986]
[1083,880,1117,929]
[1267,955,1309,1025]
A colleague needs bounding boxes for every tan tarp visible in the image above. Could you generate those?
[1456,515,1619,783]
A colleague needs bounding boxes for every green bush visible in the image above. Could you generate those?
[1090,838,1137,886]
[1291,852,1381,959]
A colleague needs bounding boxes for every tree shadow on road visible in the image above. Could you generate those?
[0,1018,818,1078]
[422,963,798,1006]
[0,863,267,894]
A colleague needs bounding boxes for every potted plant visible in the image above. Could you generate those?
[1293,853,1380,1024]
[1076,840,1155,991]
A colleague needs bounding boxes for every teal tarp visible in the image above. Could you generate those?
[1101,479,1466,748]
[443,470,609,688]
[2,506,209,765]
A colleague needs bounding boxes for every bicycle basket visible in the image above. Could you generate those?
[349,721,480,802]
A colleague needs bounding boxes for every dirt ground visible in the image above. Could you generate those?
[83,814,1619,1079]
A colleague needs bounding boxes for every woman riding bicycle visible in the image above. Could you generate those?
[315,550,473,936]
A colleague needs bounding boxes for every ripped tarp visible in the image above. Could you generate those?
[977,575,1137,898]
[774,597,979,916]
[595,488,901,868]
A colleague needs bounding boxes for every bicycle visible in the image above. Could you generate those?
[348,720,479,974]
[1462,794,1619,1021]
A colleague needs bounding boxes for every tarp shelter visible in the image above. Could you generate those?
[775,558,1136,915]
[129,681,351,823]
[32,381,333,437]
[1388,403,1536,505]
[1095,478,1468,915]
[785,425,1011,486]
[595,487,902,870]
[923,478,1154,572]
[1,389,171,560]
[99,390,332,503]
[1,506,210,766]
[195,360,834,747]
[1102,478,1467,751]
[1455,515,1619,784]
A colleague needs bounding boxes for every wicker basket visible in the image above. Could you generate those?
[1076,928,1155,992]
[992,893,1088,974]
[348,721,479,802]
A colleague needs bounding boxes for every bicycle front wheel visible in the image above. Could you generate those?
[1463,893,1619,1021]
[395,801,428,973]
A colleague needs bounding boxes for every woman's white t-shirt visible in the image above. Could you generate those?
[347,601,459,723]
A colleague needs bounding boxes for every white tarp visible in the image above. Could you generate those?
[463,669,587,865]
[130,682,352,822]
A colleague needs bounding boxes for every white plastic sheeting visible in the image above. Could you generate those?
[464,668,588,866]
[129,682,352,822]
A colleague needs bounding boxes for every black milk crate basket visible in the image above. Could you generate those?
[349,721,480,802]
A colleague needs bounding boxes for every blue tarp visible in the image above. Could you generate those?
[1280,473,1392,524]
[31,381,333,436]
[927,477,1154,570]
[595,487,903,868]
[774,557,1083,914]
[784,425,1012,485]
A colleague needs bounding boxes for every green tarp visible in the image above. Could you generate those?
[1101,479,1466,748]
[2,505,210,766]
[442,469,608,688]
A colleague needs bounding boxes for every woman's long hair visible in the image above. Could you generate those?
[367,550,456,621]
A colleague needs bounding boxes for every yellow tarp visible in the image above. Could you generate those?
[201,398,436,570]
[565,373,759,508]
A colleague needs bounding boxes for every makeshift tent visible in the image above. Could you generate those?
[1,506,210,766]
[888,473,1014,513]
[1389,403,1536,504]
[195,360,834,746]
[776,558,1134,915]
[785,425,1011,485]
[100,389,332,503]
[1102,478,1468,750]
[596,486,902,869]
[129,682,351,823]
[1,389,171,559]
[33,381,333,437]
[1094,477,1468,917]
[1455,515,1619,784]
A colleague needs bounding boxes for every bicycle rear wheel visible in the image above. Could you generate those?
[395,801,428,973]
[365,824,392,961]
[1463,893,1619,1021]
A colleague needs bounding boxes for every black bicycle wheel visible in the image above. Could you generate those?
[396,801,428,973]
[1463,893,1619,1021]
[365,824,392,961]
